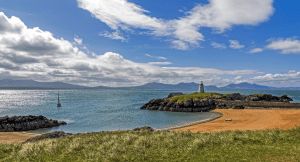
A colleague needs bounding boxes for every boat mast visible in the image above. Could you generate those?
[58,92,60,104]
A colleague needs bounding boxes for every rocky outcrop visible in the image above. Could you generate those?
[141,93,296,112]
[0,115,67,132]
[24,131,72,143]
[245,94,293,102]
[140,98,216,112]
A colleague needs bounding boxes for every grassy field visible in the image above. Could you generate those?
[1,126,300,161]
[170,92,230,102]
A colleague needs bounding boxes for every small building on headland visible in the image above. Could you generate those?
[167,92,184,98]
[198,81,205,93]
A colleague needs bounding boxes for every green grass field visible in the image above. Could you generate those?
[170,92,229,102]
[1,126,300,161]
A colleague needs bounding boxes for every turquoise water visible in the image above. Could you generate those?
[0,89,299,134]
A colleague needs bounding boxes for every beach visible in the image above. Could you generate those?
[0,132,38,144]
[2,108,300,144]
[172,109,300,133]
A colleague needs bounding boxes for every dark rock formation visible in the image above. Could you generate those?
[0,115,67,132]
[133,126,154,132]
[24,131,72,143]
[141,93,296,112]
[140,97,216,112]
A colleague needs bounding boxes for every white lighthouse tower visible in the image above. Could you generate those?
[198,81,204,93]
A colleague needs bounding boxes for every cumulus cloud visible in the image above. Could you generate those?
[249,48,263,53]
[229,40,245,49]
[77,0,274,50]
[252,71,300,82]
[0,12,264,87]
[211,42,226,49]
[266,38,300,54]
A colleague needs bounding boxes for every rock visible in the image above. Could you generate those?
[233,105,245,109]
[133,126,154,132]
[24,131,72,143]
[251,97,259,101]
[280,95,293,102]
[230,93,246,100]
[0,115,67,132]
[184,99,193,107]
[0,115,9,123]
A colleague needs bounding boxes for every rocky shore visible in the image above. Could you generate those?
[0,115,67,132]
[140,93,300,112]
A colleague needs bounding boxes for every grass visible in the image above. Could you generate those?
[1,126,300,161]
[170,92,228,102]
[249,94,265,97]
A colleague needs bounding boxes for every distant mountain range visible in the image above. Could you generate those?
[0,79,300,90]
[0,79,85,89]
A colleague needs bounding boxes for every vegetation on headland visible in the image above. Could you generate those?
[1,126,300,161]
[170,92,230,102]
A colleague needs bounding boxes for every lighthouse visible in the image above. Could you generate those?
[198,81,204,93]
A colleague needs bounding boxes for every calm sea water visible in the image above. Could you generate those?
[0,89,299,134]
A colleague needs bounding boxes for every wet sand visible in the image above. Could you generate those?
[171,109,300,133]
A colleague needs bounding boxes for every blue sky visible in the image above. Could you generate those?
[0,0,300,87]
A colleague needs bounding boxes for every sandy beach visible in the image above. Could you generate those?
[171,109,300,133]
[0,132,39,144]
[2,108,300,144]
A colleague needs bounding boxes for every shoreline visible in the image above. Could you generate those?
[3,108,300,144]
[154,111,223,131]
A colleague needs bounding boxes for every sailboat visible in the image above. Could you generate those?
[57,92,61,107]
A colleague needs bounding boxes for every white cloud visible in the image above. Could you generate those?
[234,76,243,80]
[249,48,263,53]
[229,40,245,49]
[74,35,82,45]
[252,72,300,81]
[99,30,127,42]
[77,0,274,50]
[266,38,300,54]
[148,62,172,65]
[145,54,167,60]
[82,45,90,53]
[0,12,265,87]
[211,42,226,49]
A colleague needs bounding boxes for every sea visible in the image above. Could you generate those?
[0,89,299,134]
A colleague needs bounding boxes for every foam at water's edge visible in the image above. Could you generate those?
[154,112,223,131]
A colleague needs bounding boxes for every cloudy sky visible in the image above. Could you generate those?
[0,0,299,87]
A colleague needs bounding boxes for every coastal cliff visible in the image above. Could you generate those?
[0,115,67,132]
[140,93,300,112]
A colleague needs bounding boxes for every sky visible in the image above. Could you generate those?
[0,0,300,87]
